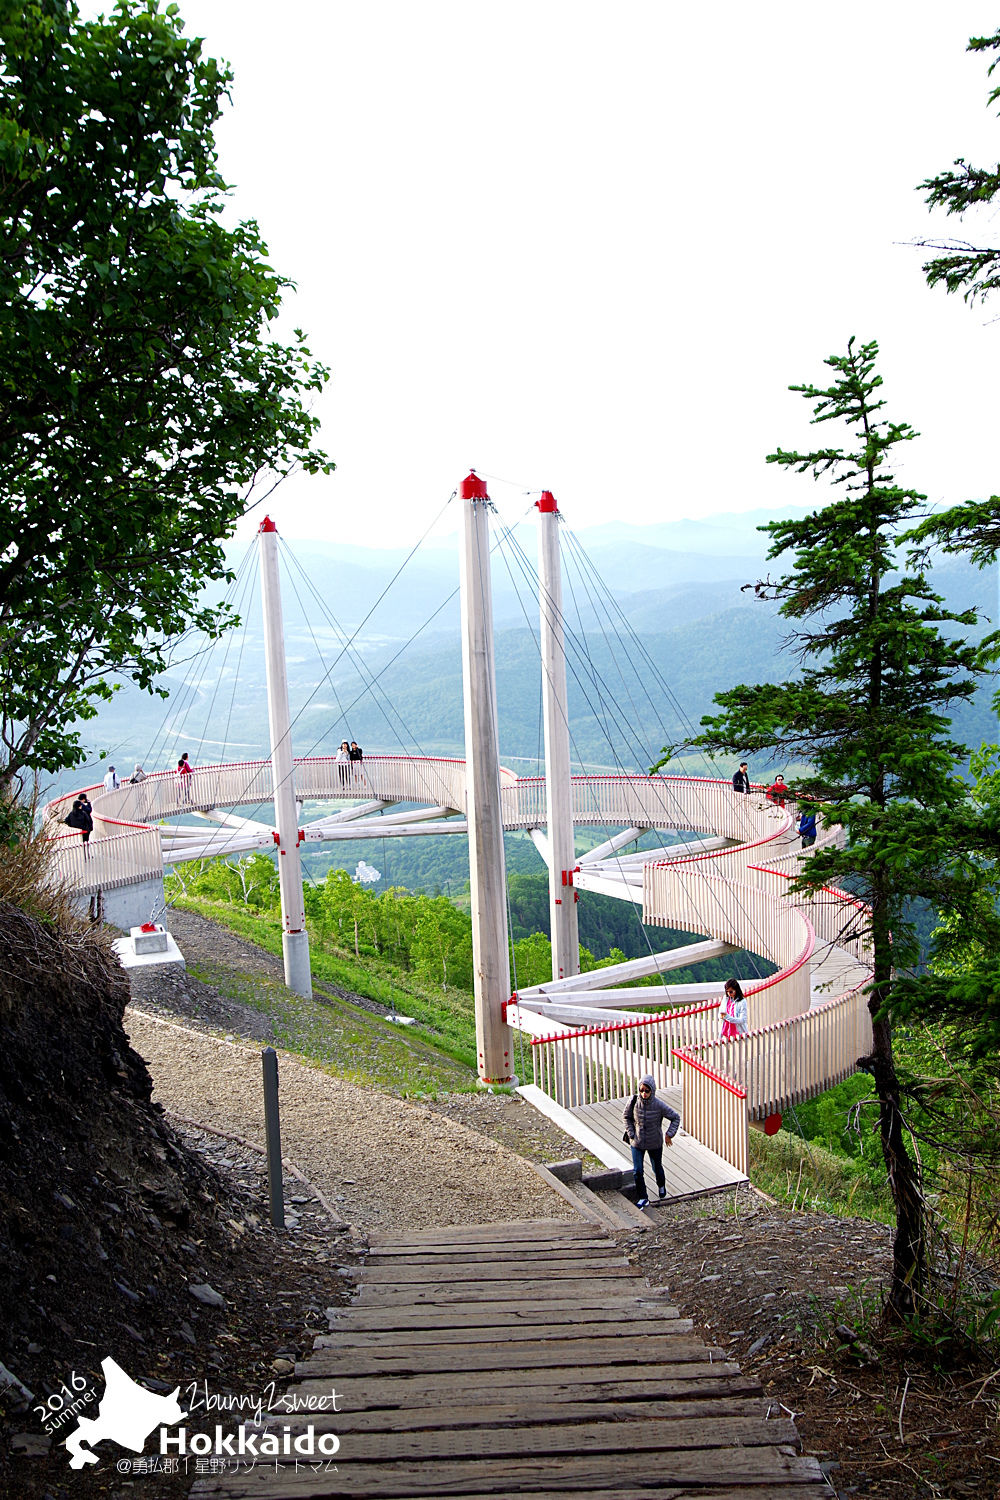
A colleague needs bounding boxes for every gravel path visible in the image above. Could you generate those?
[124,1007,577,1234]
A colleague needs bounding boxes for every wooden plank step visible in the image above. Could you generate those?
[425,1491,830,1500]
[303,1393,768,1433]
[364,1244,627,1264]
[282,1490,829,1500]
[326,1301,681,1331]
[274,1412,801,1460]
[188,1447,832,1496]
[349,1283,670,1306]
[353,1278,650,1302]
[297,1335,724,1376]
[295,1363,747,1406]
[368,1219,605,1245]
[315,1316,694,1348]
[364,1238,612,1258]
[355,1284,668,1308]
[359,1260,638,1283]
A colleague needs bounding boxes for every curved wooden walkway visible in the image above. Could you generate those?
[189,1218,833,1499]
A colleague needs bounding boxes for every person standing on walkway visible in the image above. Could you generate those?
[720,978,749,1039]
[349,740,364,786]
[127,764,148,818]
[336,740,351,787]
[798,807,817,847]
[732,762,751,794]
[176,752,193,803]
[102,765,119,792]
[766,773,788,807]
[623,1074,680,1209]
[65,793,94,857]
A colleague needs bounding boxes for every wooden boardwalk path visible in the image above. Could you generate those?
[189,1218,832,1498]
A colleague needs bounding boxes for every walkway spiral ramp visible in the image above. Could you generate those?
[43,474,874,1199]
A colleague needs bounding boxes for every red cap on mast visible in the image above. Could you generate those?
[536,491,558,514]
[259,516,277,533]
[459,470,489,500]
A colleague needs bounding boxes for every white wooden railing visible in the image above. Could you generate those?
[689,981,873,1121]
[42,765,801,898]
[45,826,164,896]
[530,1000,721,1106]
[674,1050,751,1176]
[642,866,814,1023]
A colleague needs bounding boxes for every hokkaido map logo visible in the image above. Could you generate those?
[38,1356,341,1470]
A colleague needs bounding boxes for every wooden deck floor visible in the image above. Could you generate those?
[188,1218,833,1498]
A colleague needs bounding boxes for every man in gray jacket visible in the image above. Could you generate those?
[623,1074,680,1207]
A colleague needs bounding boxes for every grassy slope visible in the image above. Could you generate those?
[171,895,484,1096]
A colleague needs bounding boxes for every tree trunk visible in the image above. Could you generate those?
[863,890,925,1321]
[864,1012,925,1320]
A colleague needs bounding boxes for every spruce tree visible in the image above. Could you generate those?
[694,338,982,1319]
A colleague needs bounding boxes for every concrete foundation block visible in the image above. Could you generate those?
[546,1158,584,1183]
[132,923,168,954]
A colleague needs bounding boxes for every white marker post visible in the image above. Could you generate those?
[258,516,312,998]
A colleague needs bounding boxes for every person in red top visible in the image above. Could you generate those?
[176,751,194,803]
[766,774,788,807]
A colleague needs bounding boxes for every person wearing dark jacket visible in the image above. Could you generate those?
[732,763,751,793]
[623,1073,681,1208]
[64,794,94,856]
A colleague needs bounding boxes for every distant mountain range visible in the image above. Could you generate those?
[49,508,999,804]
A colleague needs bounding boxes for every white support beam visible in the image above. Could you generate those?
[571,869,648,902]
[529,827,551,868]
[516,1084,632,1173]
[193,808,273,837]
[517,938,737,997]
[299,819,468,842]
[513,1003,638,1026]
[517,987,713,1008]
[576,826,644,865]
[164,832,276,864]
[303,800,390,828]
[370,804,456,825]
[574,865,644,890]
[610,835,730,865]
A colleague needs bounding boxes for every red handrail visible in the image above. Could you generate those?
[671,1046,747,1099]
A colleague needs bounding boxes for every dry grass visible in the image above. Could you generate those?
[0,795,114,1012]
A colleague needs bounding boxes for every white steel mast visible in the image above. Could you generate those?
[258,516,312,998]
[458,472,513,1083]
[536,492,580,979]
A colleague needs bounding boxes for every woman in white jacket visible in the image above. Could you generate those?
[720,978,748,1039]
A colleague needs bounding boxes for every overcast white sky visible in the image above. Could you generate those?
[171,3,1000,547]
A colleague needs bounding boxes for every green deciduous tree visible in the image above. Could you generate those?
[0,0,332,787]
[693,338,983,1320]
